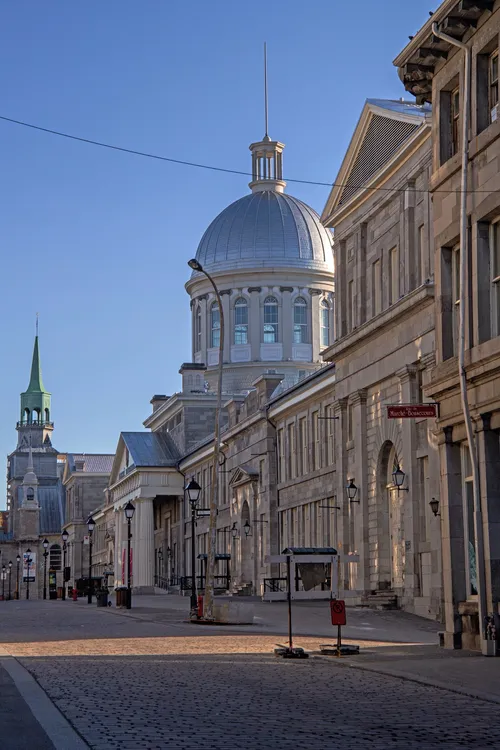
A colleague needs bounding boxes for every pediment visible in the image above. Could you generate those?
[229,464,259,488]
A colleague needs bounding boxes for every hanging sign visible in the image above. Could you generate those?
[387,404,438,419]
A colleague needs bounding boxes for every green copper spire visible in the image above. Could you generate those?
[26,335,46,393]
[20,334,51,426]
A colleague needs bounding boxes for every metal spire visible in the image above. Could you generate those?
[36,312,39,337]
[264,42,269,139]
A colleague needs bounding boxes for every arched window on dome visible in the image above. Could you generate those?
[195,305,202,352]
[293,297,308,344]
[234,298,248,345]
[210,302,220,348]
[320,299,330,349]
[263,296,278,343]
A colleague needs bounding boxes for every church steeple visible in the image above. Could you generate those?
[19,332,52,430]
[248,44,286,195]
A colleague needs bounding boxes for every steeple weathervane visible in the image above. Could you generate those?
[248,43,286,194]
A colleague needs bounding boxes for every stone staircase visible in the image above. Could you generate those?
[232,583,253,597]
[365,589,398,610]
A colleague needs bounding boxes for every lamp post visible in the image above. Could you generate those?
[2,565,5,601]
[186,479,201,618]
[188,258,224,621]
[124,501,135,610]
[346,479,359,503]
[42,538,49,600]
[16,554,20,600]
[8,561,12,601]
[157,547,163,586]
[61,530,69,600]
[25,549,32,600]
[87,516,95,604]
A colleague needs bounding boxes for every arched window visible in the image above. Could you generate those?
[195,306,202,352]
[50,544,62,571]
[32,408,40,425]
[44,408,50,423]
[210,302,220,348]
[234,297,248,345]
[293,297,308,344]
[320,299,330,348]
[263,296,278,343]
[23,408,30,425]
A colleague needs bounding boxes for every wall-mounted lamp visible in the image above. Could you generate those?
[231,522,240,539]
[429,498,440,517]
[392,464,409,493]
[346,480,359,503]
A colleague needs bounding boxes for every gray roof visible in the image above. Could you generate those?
[194,191,333,274]
[366,99,431,117]
[16,484,65,535]
[122,432,180,468]
[67,454,114,474]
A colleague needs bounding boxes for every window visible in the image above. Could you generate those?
[452,245,460,355]
[491,222,500,337]
[451,87,460,157]
[373,260,381,316]
[277,429,285,483]
[286,423,296,480]
[347,280,354,331]
[50,544,61,571]
[293,297,308,344]
[210,302,220,348]
[326,405,335,465]
[312,411,320,471]
[320,300,330,348]
[462,445,478,597]
[490,51,499,122]
[390,247,399,305]
[418,225,426,284]
[195,306,202,352]
[234,297,248,345]
[347,403,354,443]
[298,418,307,476]
[263,296,278,343]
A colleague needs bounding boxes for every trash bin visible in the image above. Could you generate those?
[96,591,109,608]
[57,587,63,599]
[115,586,127,607]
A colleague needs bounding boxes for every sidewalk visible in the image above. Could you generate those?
[0,664,54,749]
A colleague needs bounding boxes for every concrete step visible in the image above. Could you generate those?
[365,590,399,610]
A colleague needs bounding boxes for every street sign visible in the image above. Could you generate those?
[330,599,346,626]
[23,552,36,583]
[387,404,438,419]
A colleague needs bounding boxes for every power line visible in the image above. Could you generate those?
[0,113,493,195]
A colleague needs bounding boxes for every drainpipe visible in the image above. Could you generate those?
[432,22,487,650]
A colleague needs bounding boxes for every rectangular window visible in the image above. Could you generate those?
[298,418,307,476]
[452,245,460,356]
[347,403,354,443]
[491,221,500,337]
[373,260,381,316]
[277,429,285,483]
[440,86,459,164]
[490,51,499,123]
[389,247,399,305]
[347,280,354,331]
[418,224,426,284]
[326,405,335,465]
[287,423,295,480]
[452,87,460,157]
[311,411,320,471]
[462,445,478,598]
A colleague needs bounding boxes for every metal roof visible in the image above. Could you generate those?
[121,431,180,468]
[16,484,65,535]
[67,454,114,473]
[194,191,333,274]
[366,99,431,117]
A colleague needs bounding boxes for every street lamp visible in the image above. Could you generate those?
[2,565,5,601]
[429,498,441,518]
[346,479,359,503]
[392,464,409,493]
[8,561,12,601]
[243,520,251,538]
[61,529,69,601]
[16,554,20,600]
[187,259,224,621]
[186,479,201,618]
[124,501,135,610]
[25,549,32,600]
[42,538,49,600]
[87,516,95,604]
[231,522,240,540]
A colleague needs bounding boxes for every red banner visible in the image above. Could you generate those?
[387,404,437,419]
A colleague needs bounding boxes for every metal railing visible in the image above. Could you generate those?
[264,577,287,593]
[180,575,230,592]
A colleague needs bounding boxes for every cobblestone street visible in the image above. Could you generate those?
[1,600,500,749]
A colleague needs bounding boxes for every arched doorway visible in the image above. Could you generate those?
[377,441,405,591]
[240,499,252,585]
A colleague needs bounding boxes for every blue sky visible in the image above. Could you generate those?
[0,0,434,502]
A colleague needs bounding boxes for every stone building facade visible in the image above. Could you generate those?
[395,0,500,649]
[320,99,442,619]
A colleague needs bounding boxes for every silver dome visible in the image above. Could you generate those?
[194,191,333,274]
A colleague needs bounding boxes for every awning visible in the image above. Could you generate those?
[281,547,337,555]
[197,553,231,560]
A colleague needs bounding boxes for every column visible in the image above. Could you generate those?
[351,390,369,596]
[439,427,466,649]
[248,287,261,361]
[114,508,122,586]
[220,290,231,363]
[133,498,155,592]
[198,295,208,363]
[335,398,349,591]
[397,366,419,605]
[280,287,293,360]
[309,289,321,362]
[477,414,500,618]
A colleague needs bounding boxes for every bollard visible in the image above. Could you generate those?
[72,588,78,601]
[197,595,204,619]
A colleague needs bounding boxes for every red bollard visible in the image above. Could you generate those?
[197,595,204,618]
[72,588,78,601]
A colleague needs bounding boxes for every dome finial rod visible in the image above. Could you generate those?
[264,42,269,138]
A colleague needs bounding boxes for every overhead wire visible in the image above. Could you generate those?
[0,113,493,195]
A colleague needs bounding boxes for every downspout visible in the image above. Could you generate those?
[432,22,487,648]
